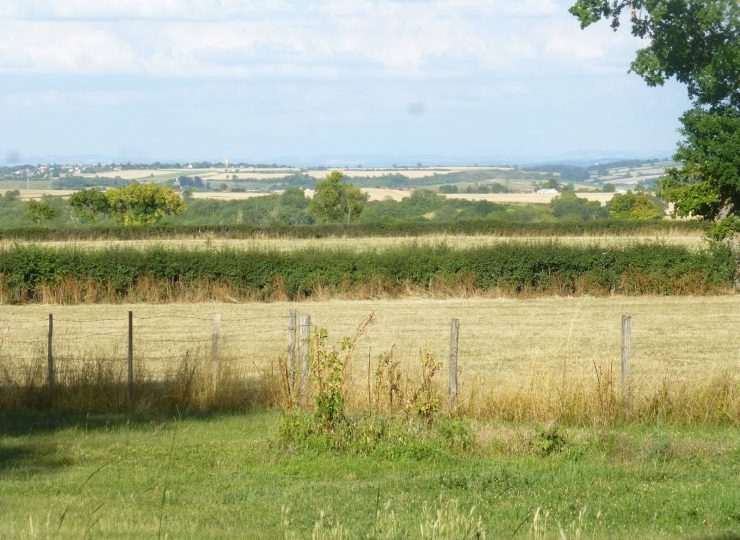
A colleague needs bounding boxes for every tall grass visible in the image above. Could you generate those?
[1,348,736,425]
[0,353,280,413]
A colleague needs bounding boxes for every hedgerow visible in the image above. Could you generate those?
[0,242,733,303]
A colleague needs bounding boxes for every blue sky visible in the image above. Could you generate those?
[0,0,691,165]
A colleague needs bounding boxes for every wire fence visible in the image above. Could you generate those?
[1,307,737,413]
[0,311,289,382]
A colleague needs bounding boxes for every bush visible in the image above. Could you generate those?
[608,192,665,220]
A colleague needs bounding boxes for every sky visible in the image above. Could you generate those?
[0,0,692,165]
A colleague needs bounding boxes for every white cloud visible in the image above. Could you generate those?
[0,0,293,21]
[0,0,644,79]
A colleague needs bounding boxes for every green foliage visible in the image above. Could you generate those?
[69,189,111,223]
[549,191,607,220]
[278,413,474,457]
[607,192,665,220]
[309,171,368,223]
[570,1,739,224]
[25,199,58,225]
[531,425,567,457]
[105,183,186,225]
[659,106,740,221]
[438,184,458,193]
[0,242,733,302]
[706,216,740,240]
[569,0,739,108]
[601,183,616,192]
[309,327,348,427]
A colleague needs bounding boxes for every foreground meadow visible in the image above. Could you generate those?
[0,411,738,538]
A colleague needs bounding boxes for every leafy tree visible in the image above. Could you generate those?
[309,171,367,223]
[570,0,739,230]
[25,199,58,225]
[660,106,739,220]
[106,183,186,225]
[549,191,607,220]
[569,0,738,108]
[438,184,459,194]
[601,183,616,192]
[69,189,110,223]
[607,192,664,220]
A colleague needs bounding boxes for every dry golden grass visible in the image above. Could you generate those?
[446,192,617,204]
[2,297,737,383]
[190,191,274,200]
[0,232,707,252]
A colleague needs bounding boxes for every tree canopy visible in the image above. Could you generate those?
[607,192,665,220]
[570,0,739,230]
[70,184,186,225]
[570,0,739,108]
[309,171,368,223]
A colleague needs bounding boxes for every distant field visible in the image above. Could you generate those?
[188,189,617,204]
[0,233,707,252]
[446,192,616,204]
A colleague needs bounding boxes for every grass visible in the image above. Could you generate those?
[1,297,738,423]
[2,297,736,380]
[0,411,738,538]
[0,232,708,252]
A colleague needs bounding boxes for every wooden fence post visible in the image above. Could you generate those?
[449,318,459,410]
[211,313,221,394]
[287,308,297,392]
[298,314,311,403]
[47,314,55,399]
[621,315,632,414]
[127,310,134,406]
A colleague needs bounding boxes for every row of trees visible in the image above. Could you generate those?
[4,173,669,228]
[549,191,664,221]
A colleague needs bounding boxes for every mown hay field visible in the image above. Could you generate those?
[2,296,737,391]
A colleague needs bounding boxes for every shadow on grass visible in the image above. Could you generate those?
[0,441,76,473]
[0,407,268,438]
[0,374,277,437]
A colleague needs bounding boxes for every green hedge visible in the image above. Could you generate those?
[0,219,705,242]
[0,243,734,302]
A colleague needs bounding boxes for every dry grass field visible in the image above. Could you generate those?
[188,188,616,203]
[0,232,708,252]
[446,192,617,204]
[2,297,737,413]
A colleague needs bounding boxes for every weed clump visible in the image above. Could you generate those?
[277,315,475,456]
